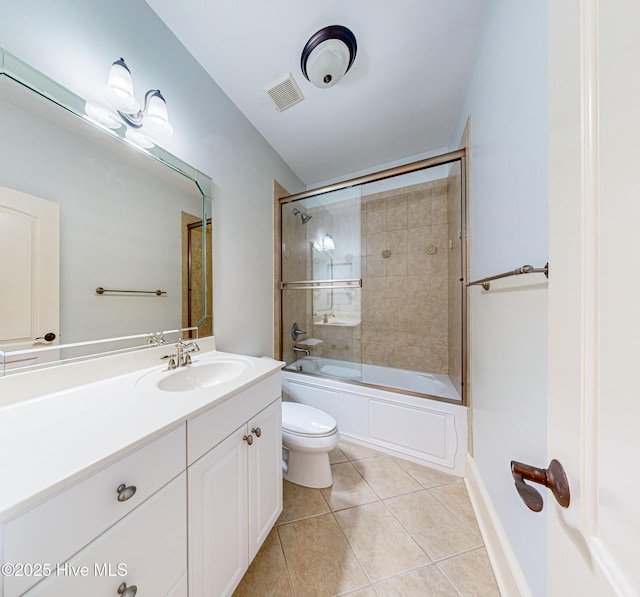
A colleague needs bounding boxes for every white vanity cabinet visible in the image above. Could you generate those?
[25,473,188,596]
[187,373,282,597]
[2,426,186,597]
[0,349,284,597]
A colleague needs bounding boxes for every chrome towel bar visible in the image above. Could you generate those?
[96,287,167,296]
[466,263,548,291]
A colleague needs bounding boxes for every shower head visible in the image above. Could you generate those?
[292,207,312,224]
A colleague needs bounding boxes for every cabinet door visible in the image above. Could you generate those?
[247,399,282,560]
[188,425,249,597]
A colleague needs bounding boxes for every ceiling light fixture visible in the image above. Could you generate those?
[84,58,173,149]
[301,25,357,89]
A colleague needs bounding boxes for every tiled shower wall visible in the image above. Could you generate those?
[359,180,450,373]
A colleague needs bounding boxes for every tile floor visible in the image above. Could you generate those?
[233,441,500,597]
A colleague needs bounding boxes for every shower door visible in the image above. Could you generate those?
[280,187,362,366]
[278,153,466,404]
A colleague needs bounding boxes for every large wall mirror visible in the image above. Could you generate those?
[0,49,213,375]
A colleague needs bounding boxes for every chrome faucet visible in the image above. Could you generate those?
[164,339,200,369]
[146,331,166,346]
[293,346,310,357]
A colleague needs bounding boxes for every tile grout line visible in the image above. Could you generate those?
[328,510,373,596]
[426,484,484,541]
[380,492,436,564]
[274,524,299,597]
[432,544,491,565]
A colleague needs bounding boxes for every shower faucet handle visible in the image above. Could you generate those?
[291,322,306,340]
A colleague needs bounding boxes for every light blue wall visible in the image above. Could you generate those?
[453,1,548,279]
[452,1,548,595]
[0,0,304,356]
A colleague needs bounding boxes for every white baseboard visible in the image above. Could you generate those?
[465,454,532,597]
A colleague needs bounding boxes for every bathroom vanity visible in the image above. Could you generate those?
[0,339,283,597]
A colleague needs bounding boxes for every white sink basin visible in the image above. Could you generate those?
[137,357,253,393]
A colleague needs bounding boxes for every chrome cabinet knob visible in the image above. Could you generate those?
[116,484,137,502]
[251,427,262,438]
[117,582,137,597]
[243,434,254,446]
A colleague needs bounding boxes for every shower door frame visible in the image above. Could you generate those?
[274,147,468,406]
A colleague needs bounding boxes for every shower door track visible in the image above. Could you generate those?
[278,148,465,204]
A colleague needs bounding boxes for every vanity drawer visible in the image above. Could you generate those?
[3,425,185,597]
[24,472,187,596]
[188,372,281,464]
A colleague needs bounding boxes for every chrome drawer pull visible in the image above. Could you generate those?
[251,427,262,438]
[117,582,137,597]
[243,434,254,446]
[116,484,137,502]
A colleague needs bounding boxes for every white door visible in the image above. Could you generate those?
[548,0,640,594]
[247,399,282,560]
[0,185,59,367]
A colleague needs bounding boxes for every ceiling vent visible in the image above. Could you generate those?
[265,73,304,112]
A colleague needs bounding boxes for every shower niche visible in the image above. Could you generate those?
[278,151,466,405]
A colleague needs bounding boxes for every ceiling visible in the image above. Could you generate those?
[146,0,489,187]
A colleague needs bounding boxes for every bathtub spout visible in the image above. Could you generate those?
[293,346,311,356]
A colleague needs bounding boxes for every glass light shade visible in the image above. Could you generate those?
[104,60,140,113]
[322,234,335,251]
[125,128,154,149]
[84,101,121,129]
[142,92,173,138]
[306,39,350,88]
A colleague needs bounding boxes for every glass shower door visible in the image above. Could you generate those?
[280,186,362,370]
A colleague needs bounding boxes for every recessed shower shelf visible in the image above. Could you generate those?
[313,320,360,327]
[295,338,323,347]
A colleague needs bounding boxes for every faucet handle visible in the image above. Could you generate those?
[291,322,306,340]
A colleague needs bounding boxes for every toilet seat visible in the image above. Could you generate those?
[282,402,337,438]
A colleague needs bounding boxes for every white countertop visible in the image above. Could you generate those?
[0,347,283,523]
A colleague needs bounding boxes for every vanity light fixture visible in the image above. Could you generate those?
[322,234,335,251]
[301,25,357,89]
[84,58,173,149]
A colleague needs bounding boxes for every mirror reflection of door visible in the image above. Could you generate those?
[0,185,59,368]
[182,212,212,338]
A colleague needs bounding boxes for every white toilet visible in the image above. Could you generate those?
[281,401,340,488]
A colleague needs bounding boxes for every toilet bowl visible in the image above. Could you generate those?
[281,401,339,488]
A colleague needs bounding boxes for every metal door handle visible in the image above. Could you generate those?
[35,332,56,342]
[511,459,570,512]
[252,427,262,438]
[243,434,253,446]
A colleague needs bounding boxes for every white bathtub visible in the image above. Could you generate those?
[284,356,461,401]
[281,358,468,476]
